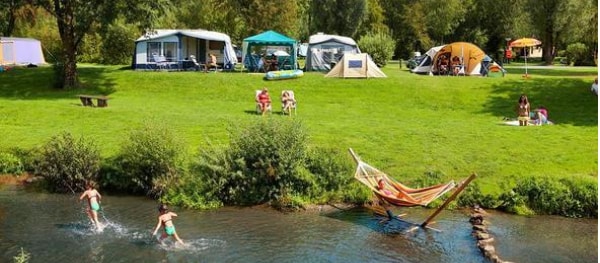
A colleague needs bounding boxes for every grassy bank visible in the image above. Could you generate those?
[0,64,596,204]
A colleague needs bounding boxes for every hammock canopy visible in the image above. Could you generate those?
[354,160,456,207]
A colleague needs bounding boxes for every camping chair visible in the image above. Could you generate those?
[281,90,297,115]
[255,90,272,115]
[278,56,292,70]
[189,55,205,72]
[152,54,169,70]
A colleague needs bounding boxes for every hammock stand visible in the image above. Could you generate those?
[348,148,476,231]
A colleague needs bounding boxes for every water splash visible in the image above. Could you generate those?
[156,238,227,253]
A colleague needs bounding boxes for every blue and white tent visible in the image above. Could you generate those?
[133,29,237,70]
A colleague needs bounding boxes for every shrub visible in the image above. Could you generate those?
[456,182,500,209]
[305,147,354,200]
[8,147,39,173]
[100,22,137,65]
[565,43,588,66]
[498,175,598,218]
[115,121,186,198]
[0,152,24,175]
[195,118,310,205]
[357,31,396,67]
[558,177,598,218]
[33,132,100,193]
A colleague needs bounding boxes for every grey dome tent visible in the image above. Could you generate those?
[305,33,360,71]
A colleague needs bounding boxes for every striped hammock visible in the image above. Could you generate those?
[354,160,456,207]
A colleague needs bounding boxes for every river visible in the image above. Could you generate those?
[0,186,596,263]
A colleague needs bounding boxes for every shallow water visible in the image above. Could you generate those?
[0,186,596,263]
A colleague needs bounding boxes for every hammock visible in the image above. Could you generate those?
[348,148,477,230]
[353,157,456,207]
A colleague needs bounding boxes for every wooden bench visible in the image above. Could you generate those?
[78,95,110,107]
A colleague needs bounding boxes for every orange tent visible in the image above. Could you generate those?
[432,42,485,76]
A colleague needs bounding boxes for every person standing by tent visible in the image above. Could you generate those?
[516,94,531,126]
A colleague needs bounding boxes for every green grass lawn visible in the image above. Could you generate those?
[0,64,597,194]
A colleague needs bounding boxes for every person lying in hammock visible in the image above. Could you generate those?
[377,179,399,222]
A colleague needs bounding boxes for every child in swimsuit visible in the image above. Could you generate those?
[152,204,184,245]
[79,181,103,229]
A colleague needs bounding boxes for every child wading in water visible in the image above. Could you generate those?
[152,204,185,245]
[79,181,103,230]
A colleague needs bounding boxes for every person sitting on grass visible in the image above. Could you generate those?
[530,106,549,125]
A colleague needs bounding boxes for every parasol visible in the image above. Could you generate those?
[509,38,541,77]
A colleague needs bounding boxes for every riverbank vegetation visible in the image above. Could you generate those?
[0,64,597,218]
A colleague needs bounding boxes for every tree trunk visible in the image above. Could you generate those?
[62,45,78,88]
[53,0,79,89]
[542,32,554,65]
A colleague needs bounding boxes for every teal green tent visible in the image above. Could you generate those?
[242,30,298,71]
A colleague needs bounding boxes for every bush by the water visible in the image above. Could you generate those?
[33,132,100,193]
[304,147,355,202]
[113,122,186,198]
[201,118,310,205]
[498,175,597,218]
[0,152,24,175]
[161,119,360,210]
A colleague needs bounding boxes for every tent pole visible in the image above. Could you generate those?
[421,173,477,228]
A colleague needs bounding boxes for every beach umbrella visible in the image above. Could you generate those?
[509,38,541,77]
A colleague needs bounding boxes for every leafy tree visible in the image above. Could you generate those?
[355,0,389,37]
[556,0,597,64]
[309,0,367,38]
[295,0,312,42]
[0,0,23,36]
[227,0,299,38]
[422,0,471,44]
[0,0,37,37]
[100,21,138,65]
[11,7,61,62]
[524,0,592,64]
[31,0,172,89]
[459,0,530,54]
